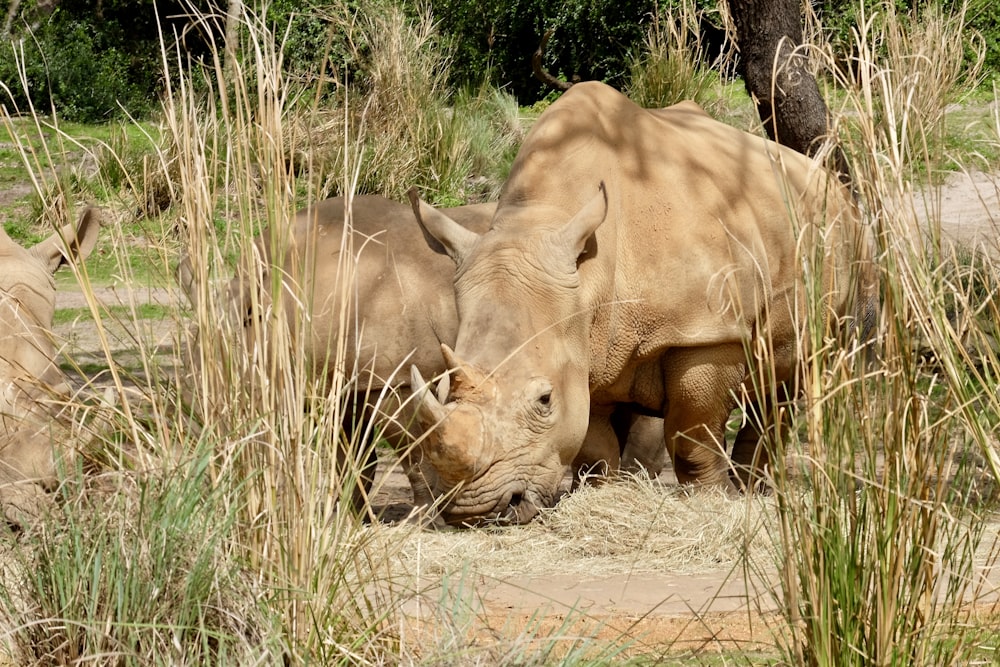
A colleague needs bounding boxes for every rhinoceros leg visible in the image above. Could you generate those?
[730,414,768,492]
[730,384,792,492]
[357,391,447,527]
[573,408,668,482]
[661,345,746,492]
[0,428,60,527]
[572,409,621,483]
[338,396,386,517]
[619,415,667,477]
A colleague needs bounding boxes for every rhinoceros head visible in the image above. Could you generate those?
[0,209,101,401]
[408,185,607,525]
[0,208,100,488]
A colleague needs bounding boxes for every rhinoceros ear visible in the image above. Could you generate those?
[408,188,480,264]
[555,182,607,265]
[31,207,102,273]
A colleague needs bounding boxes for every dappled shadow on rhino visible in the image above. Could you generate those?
[409,82,878,526]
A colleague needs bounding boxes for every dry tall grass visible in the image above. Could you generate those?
[756,2,1000,664]
[280,2,524,204]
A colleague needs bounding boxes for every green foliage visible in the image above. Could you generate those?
[432,0,726,104]
[818,0,1000,77]
[966,0,1000,73]
[624,0,725,111]
[0,10,154,121]
[1,0,995,121]
[0,0,222,122]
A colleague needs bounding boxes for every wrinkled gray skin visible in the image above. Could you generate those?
[410,82,878,526]
[187,195,665,519]
[0,208,101,524]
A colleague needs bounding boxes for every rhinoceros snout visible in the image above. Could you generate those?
[503,493,539,524]
[444,486,544,527]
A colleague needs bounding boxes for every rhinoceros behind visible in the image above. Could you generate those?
[180,196,498,509]
[0,208,101,521]
[410,82,878,525]
[191,194,665,517]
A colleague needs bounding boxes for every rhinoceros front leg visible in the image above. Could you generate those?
[571,409,621,483]
[0,428,59,527]
[662,345,746,492]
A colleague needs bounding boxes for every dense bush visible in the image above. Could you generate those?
[432,0,728,104]
[0,0,219,122]
[817,0,1000,79]
[0,0,994,121]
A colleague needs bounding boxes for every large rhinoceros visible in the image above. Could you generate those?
[409,81,878,525]
[190,195,665,517]
[0,208,101,521]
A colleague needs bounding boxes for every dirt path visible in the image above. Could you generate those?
[910,170,999,254]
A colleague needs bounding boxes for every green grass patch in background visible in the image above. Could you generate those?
[53,303,172,326]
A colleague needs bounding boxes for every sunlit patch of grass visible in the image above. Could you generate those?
[53,303,171,325]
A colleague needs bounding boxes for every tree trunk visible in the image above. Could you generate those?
[728,0,849,180]
[2,0,22,38]
[224,0,243,75]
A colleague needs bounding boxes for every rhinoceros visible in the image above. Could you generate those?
[0,208,101,521]
[409,81,878,525]
[180,196,498,509]
[188,194,665,517]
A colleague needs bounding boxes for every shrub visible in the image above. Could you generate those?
[433,0,727,104]
[818,0,998,78]
[625,0,726,111]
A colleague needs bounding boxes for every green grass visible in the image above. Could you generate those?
[3,449,279,664]
[53,303,172,325]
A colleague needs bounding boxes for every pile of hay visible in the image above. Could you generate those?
[377,475,780,581]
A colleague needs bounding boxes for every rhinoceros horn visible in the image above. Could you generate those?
[410,364,488,482]
[440,344,488,400]
[410,365,448,429]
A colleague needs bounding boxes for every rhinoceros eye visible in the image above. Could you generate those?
[527,378,554,417]
[535,388,553,417]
